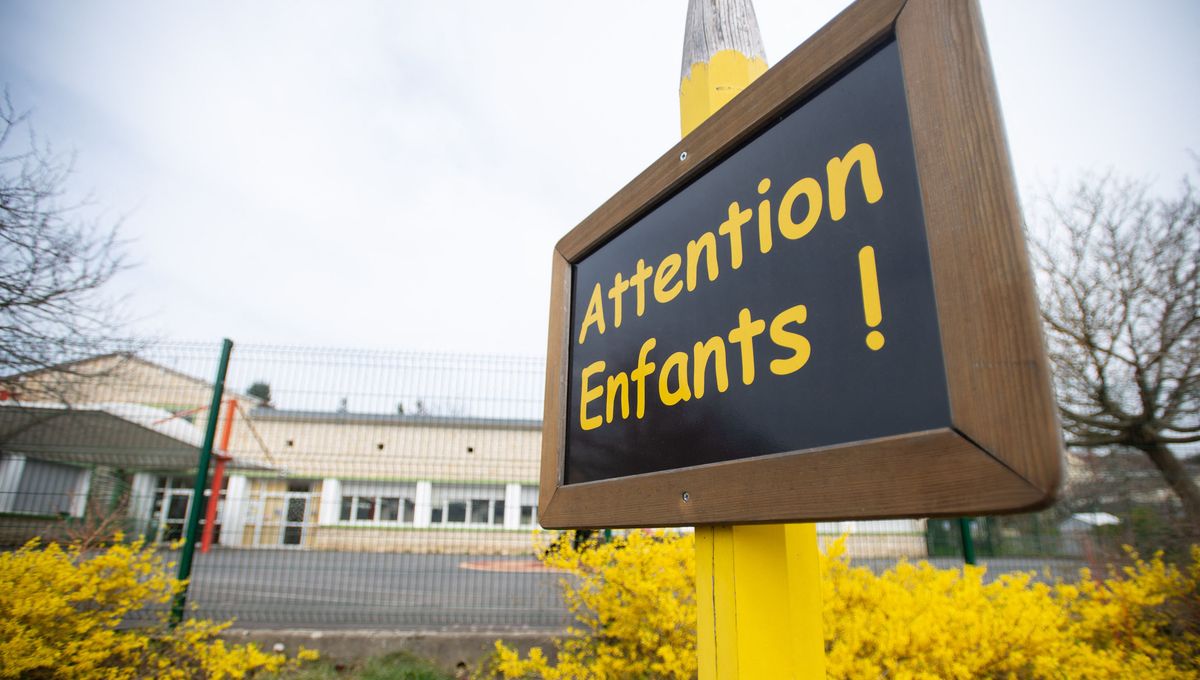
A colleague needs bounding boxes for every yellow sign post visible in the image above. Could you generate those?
[681,3,825,677]
[538,0,1060,674]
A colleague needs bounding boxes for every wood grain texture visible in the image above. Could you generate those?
[538,251,571,521]
[681,0,767,80]
[554,0,905,263]
[540,428,1046,528]
[896,0,1063,496]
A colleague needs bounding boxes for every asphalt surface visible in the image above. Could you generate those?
[168,550,571,630]
[148,549,1085,630]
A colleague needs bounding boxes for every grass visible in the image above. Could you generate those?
[270,651,458,680]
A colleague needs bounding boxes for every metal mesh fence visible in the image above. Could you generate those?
[0,340,1194,629]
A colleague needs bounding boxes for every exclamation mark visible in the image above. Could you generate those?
[858,246,885,351]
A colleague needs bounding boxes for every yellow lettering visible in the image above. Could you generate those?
[686,232,719,291]
[578,283,606,345]
[580,360,605,431]
[779,177,823,240]
[606,371,630,422]
[769,305,811,375]
[654,253,683,304]
[826,142,883,221]
[629,258,653,318]
[718,201,752,270]
[631,338,657,418]
[607,272,630,328]
[658,351,692,406]
[693,336,729,399]
[757,178,773,254]
[727,307,766,386]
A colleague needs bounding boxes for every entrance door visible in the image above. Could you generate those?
[280,492,309,546]
[157,489,192,543]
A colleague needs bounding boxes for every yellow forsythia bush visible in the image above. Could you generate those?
[492,531,697,680]
[821,540,1199,679]
[0,535,318,679]
[491,533,1200,679]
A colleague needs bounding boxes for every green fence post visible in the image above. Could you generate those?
[171,338,233,625]
[958,516,977,566]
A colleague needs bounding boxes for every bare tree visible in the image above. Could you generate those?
[1032,173,1199,524]
[0,91,129,380]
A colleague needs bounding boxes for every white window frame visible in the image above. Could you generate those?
[338,493,417,525]
[337,482,418,526]
[518,502,538,528]
[429,483,510,529]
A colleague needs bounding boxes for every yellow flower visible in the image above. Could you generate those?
[0,536,318,679]
[488,533,1200,679]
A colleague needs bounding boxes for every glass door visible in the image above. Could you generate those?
[280,492,309,546]
[156,489,192,543]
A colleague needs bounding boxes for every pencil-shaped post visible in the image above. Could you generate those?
[681,3,825,677]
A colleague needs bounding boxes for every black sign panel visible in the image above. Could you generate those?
[564,41,950,485]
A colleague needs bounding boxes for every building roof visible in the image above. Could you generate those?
[1,351,261,405]
[246,407,541,431]
[0,402,275,472]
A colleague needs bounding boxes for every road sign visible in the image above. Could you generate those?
[540,0,1061,528]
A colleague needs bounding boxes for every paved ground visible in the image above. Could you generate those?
[151,549,1085,630]
[172,550,571,630]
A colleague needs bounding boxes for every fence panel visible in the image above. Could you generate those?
[1,340,1193,629]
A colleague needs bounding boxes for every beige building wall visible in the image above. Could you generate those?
[225,413,540,484]
[228,474,540,554]
[5,354,255,412]
[215,408,545,555]
[817,519,929,558]
[818,533,927,558]
[314,527,537,555]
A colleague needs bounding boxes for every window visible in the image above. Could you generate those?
[429,483,508,528]
[147,475,201,544]
[519,485,539,528]
[520,505,536,527]
[2,457,90,517]
[469,499,489,524]
[380,497,400,521]
[337,481,417,526]
[377,497,416,523]
[355,497,375,521]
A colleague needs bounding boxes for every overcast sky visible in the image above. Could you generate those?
[2,1,1198,357]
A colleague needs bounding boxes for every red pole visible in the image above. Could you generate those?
[201,399,237,553]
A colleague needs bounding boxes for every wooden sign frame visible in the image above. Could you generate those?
[539,0,1062,529]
